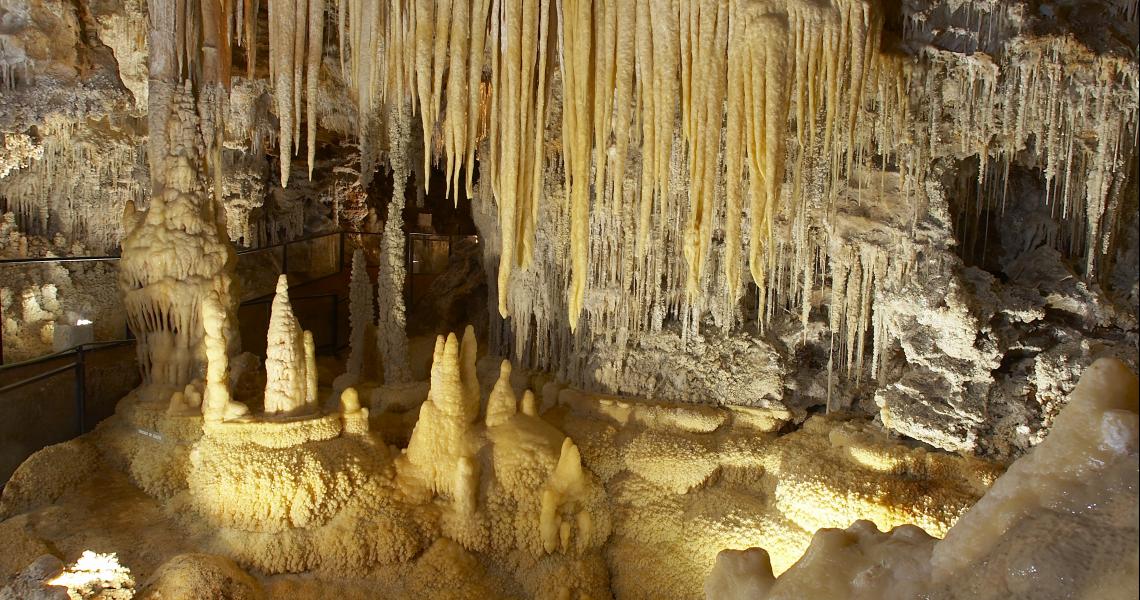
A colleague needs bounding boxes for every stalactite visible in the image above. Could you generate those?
[441,0,468,199]
[0,120,144,254]
[269,0,296,186]
[488,0,553,319]
[268,0,324,185]
[464,0,493,196]
[680,0,729,300]
[743,9,790,301]
[306,0,325,178]
[560,0,593,331]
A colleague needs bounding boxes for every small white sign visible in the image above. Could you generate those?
[137,428,163,442]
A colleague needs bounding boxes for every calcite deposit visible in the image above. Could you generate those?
[0,0,1137,598]
[704,358,1140,600]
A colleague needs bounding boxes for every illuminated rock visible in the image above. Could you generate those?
[705,358,1140,599]
[263,275,317,417]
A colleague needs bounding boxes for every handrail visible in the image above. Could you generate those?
[241,291,341,306]
[0,230,475,266]
[0,229,343,266]
[235,229,341,255]
[0,339,134,374]
[0,362,79,395]
[0,254,123,266]
[2,292,344,376]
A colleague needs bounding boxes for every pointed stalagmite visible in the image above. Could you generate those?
[485,360,517,427]
[520,389,538,416]
[540,437,588,554]
[264,275,315,416]
[403,327,481,497]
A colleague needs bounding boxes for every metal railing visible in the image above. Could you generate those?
[0,338,140,487]
[0,339,134,434]
[1,229,480,360]
[0,230,345,364]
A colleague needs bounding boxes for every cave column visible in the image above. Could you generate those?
[120,0,239,396]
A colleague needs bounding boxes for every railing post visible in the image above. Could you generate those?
[338,232,346,274]
[331,294,339,352]
[405,234,413,306]
[75,344,86,435]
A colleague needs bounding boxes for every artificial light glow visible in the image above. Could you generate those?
[47,551,134,597]
[76,318,93,325]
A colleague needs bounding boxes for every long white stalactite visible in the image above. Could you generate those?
[268,0,325,186]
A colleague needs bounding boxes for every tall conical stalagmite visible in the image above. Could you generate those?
[264,274,315,416]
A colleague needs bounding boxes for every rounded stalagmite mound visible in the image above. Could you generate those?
[136,553,263,600]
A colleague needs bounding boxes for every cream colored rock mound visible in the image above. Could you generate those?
[772,417,999,538]
[705,358,1140,600]
[557,388,999,600]
[136,554,264,600]
[177,418,381,532]
[163,417,433,574]
[0,438,100,520]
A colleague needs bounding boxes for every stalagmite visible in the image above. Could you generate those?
[303,330,318,408]
[341,249,373,386]
[485,360,518,427]
[377,104,414,384]
[520,389,538,416]
[403,328,481,496]
[119,84,238,394]
[263,274,315,416]
[201,291,250,422]
[540,437,588,554]
[339,386,360,413]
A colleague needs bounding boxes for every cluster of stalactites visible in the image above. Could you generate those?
[908,36,1139,277]
[493,0,1136,390]
[321,0,887,331]
[263,274,319,415]
[268,0,326,185]
[237,0,1138,392]
[480,0,888,340]
[0,119,144,254]
[335,0,491,196]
